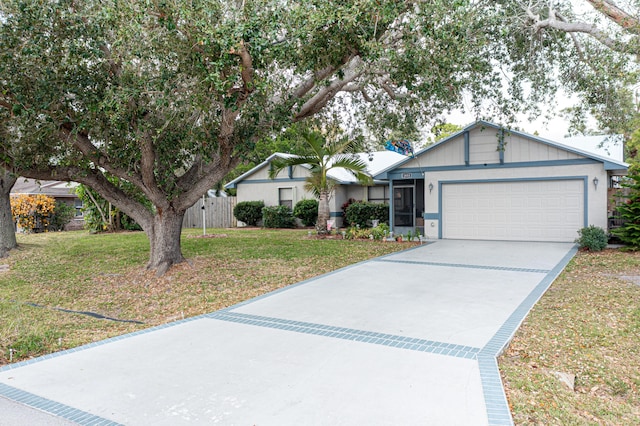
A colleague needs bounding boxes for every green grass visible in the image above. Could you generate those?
[0,228,411,365]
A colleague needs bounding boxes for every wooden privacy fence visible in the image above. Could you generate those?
[182,197,237,229]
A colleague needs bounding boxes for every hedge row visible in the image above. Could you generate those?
[234,199,389,229]
[234,199,319,228]
[344,201,389,228]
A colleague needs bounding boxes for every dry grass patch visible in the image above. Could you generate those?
[500,249,640,425]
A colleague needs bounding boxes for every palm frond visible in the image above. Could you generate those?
[267,130,371,195]
[304,173,336,198]
[326,136,360,156]
[301,130,327,159]
[327,155,373,186]
[268,155,314,179]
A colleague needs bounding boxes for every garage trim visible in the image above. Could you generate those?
[437,176,588,239]
[385,158,598,179]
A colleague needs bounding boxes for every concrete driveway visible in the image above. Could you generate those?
[0,240,576,426]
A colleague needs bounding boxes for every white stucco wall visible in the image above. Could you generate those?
[236,165,314,206]
[504,133,581,163]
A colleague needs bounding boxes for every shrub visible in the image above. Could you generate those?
[344,226,371,240]
[345,201,390,228]
[341,198,358,226]
[613,173,640,249]
[575,225,608,251]
[262,205,295,228]
[233,201,265,226]
[344,202,369,228]
[49,201,76,231]
[77,182,146,232]
[10,194,56,232]
[370,223,390,240]
[343,223,390,240]
[293,199,318,227]
[120,214,143,231]
[371,203,390,224]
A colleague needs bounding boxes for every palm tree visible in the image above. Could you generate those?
[269,131,372,234]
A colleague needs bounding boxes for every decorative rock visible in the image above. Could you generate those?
[550,371,576,391]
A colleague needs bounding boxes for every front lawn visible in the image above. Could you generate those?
[0,228,409,365]
[500,249,640,425]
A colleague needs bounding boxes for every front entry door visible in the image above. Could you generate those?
[394,186,414,227]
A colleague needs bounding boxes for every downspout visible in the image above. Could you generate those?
[389,178,394,233]
[464,131,470,166]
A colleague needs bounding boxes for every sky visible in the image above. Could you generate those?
[437,83,595,143]
[442,108,574,142]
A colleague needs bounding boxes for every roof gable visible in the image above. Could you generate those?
[375,120,628,179]
[225,153,303,189]
[226,151,406,189]
[11,178,79,198]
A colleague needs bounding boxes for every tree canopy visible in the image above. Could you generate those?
[1,0,638,272]
[511,0,640,139]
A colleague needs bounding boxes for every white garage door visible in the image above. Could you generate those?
[442,179,584,242]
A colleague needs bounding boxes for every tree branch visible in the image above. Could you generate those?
[174,149,241,211]
[138,132,164,205]
[555,12,590,64]
[293,65,340,99]
[586,0,640,36]
[341,83,364,93]
[360,89,373,103]
[294,56,364,120]
[99,44,123,77]
[229,39,255,102]
[380,81,409,100]
[58,126,150,197]
[526,6,628,53]
[83,188,110,229]
[7,164,154,230]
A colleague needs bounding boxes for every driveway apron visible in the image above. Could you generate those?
[0,240,576,425]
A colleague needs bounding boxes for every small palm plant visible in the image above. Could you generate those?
[269,131,372,234]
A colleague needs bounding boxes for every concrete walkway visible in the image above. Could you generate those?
[0,240,576,426]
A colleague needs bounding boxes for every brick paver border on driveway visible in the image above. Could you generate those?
[0,241,578,425]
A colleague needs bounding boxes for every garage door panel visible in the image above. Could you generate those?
[442,180,584,242]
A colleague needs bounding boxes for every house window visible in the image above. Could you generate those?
[74,199,83,217]
[368,186,389,204]
[279,188,293,209]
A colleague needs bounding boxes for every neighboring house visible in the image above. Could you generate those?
[376,121,628,242]
[225,151,406,227]
[10,179,84,230]
[226,121,628,242]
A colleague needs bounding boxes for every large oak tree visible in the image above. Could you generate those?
[1,0,634,273]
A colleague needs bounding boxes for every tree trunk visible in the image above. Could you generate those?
[316,190,330,234]
[146,207,186,276]
[0,171,18,258]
